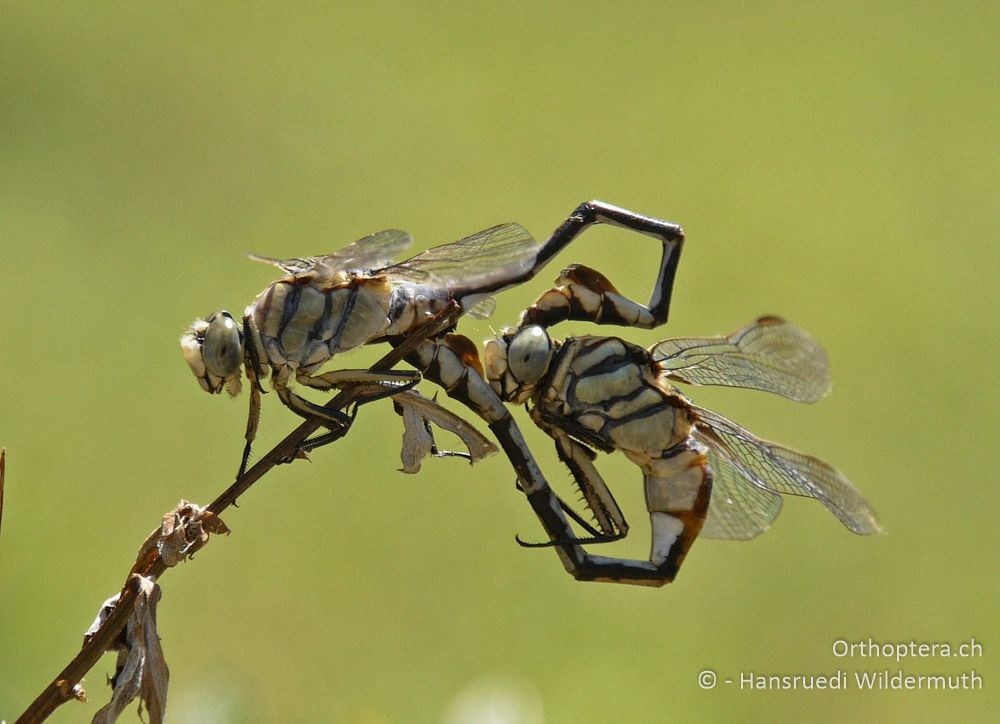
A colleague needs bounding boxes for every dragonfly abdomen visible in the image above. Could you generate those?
[383,283,458,338]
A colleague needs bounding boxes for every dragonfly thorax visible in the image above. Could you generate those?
[251,278,397,374]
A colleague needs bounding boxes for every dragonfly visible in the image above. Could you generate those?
[181,202,689,574]
[480,265,883,586]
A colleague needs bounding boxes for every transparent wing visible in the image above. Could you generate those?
[379,223,539,295]
[324,229,414,271]
[700,445,783,540]
[651,317,831,403]
[248,252,314,274]
[690,405,883,535]
[249,229,413,277]
[466,296,497,320]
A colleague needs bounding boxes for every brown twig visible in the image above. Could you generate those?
[15,305,459,724]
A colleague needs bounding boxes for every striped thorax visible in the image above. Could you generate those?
[485,327,693,456]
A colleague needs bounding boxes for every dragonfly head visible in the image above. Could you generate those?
[483,325,554,404]
[181,311,245,396]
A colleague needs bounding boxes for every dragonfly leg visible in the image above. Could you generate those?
[277,368,419,422]
[275,371,422,460]
[514,438,629,548]
[531,415,629,540]
[270,366,371,426]
[527,201,684,329]
[241,314,270,392]
[235,314,270,480]
[274,383,354,427]
[236,380,262,480]
[298,385,495,466]
[297,368,421,392]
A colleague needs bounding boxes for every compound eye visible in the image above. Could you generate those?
[202,312,243,377]
[507,325,552,384]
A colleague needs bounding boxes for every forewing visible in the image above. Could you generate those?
[699,444,783,540]
[652,317,831,403]
[690,405,883,535]
[248,229,412,278]
[323,229,414,271]
[380,223,539,294]
[247,253,314,275]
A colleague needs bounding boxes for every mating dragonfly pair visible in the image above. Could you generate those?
[181,201,882,586]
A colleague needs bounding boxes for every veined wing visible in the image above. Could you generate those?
[652,317,830,403]
[249,229,413,277]
[379,223,539,296]
[701,446,783,540]
[466,296,497,320]
[690,405,883,535]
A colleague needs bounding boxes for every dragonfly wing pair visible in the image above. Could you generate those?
[651,317,881,539]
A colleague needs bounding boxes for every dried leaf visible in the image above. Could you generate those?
[135,500,230,569]
[392,390,497,473]
[91,576,168,724]
[199,510,231,536]
[397,402,435,474]
[85,593,124,642]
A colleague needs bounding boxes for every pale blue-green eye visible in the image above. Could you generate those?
[203,312,243,377]
[507,325,552,384]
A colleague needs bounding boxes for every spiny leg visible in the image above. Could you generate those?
[300,385,490,464]
[237,380,262,480]
[274,382,355,428]
[521,416,629,545]
[282,371,423,458]
[262,368,420,462]
[525,201,684,329]
[236,314,270,481]
[296,368,421,392]
[509,477,607,540]
[293,385,381,456]
[277,366,421,422]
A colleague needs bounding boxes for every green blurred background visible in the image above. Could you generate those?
[1,2,996,722]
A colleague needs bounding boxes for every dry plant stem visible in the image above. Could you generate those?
[16,305,460,724]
